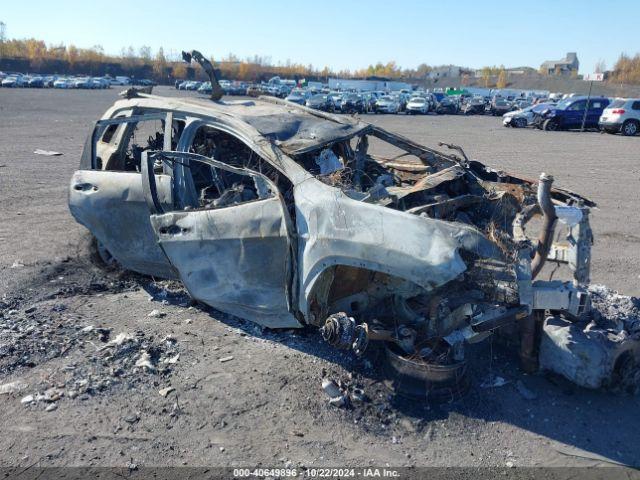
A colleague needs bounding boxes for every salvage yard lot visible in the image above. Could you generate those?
[1,86,639,470]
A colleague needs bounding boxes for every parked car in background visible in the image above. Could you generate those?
[374,95,400,114]
[490,98,512,116]
[513,98,532,110]
[27,76,45,88]
[246,85,262,97]
[306,94,334,112]
[73,77,92,89]
[185,81,202,91]
[392,92,408,112]
[198,81,213,94]
[599,98,640,136]
[2,75,25,88]
[405,96,430,114]
[435,96,459,115]
[285,89,309,105]
[43,75,57,88]
[53,77,72,89]
[462,96,486,115]
[328,93,344,111]
[90,77,110,89]
[503,103,553,128]
[535,96,610,131]
[111,76,131,86]
[361,92,378,113]
[341,93,365,113]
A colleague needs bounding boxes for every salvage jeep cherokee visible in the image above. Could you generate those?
[68,52,639,397]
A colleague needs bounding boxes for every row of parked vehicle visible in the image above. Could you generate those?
[0,71,156,89]
[175,79,249,95]
[502,95,640,136]
[286,89,445,115]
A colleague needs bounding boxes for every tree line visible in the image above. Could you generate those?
[0,38,454,83]
[1,37,640,86]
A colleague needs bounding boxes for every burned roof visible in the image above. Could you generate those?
[238,110,369,154]
[119,92,369,155]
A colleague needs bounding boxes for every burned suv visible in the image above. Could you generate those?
[69,85,639,396]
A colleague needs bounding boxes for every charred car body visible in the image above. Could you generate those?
[68,56,640,397]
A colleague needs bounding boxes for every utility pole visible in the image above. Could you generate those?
[580,80,593,132]
[581,72,604,132]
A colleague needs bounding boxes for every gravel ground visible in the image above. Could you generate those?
[0,86,639,473]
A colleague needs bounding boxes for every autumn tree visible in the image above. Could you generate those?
[496,68,507,88]
[153,47,168,79]
[66,44,79,67]
[611,52,640,84]
[481,66,492,87]
[172,63,187,79]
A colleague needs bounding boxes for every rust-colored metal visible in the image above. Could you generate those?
[531,173,558,279]
[520,311,544,373]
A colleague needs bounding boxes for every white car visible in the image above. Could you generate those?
[599,98,640,136]
[1,75,25,87]
[53,78,72,89]
[374,96,400,114]
[110,76,131,86]
[73,77,92,89]
[405,97,429,114]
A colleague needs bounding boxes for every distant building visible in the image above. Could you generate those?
[427,65,462,80]
[472,66,537,78]
[540,52,579,75]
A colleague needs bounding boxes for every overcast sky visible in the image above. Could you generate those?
[2,0,636,73]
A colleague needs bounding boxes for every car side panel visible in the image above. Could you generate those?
[69,170,177,279]
[294,179,502,318]
[150,198,300,328]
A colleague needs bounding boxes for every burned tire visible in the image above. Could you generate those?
[621,120,639,136]
[543,119,560,131]
[89,236,118,268]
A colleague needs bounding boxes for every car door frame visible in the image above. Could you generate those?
[69,111,179,278]
[140,149,300,328]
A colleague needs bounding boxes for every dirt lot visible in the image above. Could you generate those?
[1,87,639,474]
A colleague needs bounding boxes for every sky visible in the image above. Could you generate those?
[1,0,637,74]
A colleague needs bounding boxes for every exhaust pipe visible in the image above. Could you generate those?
[531,173,557,279]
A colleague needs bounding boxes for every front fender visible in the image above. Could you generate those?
[294,179,501,319]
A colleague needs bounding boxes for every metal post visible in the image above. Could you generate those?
[580,80,593,132]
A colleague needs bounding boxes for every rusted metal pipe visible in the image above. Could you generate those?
[531,173,557,279]
[519,312,541,373]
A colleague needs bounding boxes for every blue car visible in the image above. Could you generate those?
[534,96,610,131]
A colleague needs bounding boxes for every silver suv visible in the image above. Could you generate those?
[599,98,640,136]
